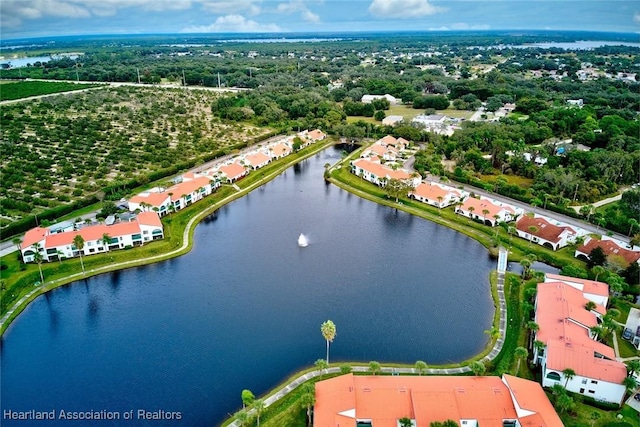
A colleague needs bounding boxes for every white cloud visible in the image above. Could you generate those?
[197,0,262,16]
[369,0,445,18]
[276,1,320,23]
[450,22,490,30]
[634,12,640,23]
[1,0,191,27]
[181,14,282,32]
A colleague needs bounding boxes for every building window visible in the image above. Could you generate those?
[590,380,598,384]
[546,371,561,381]
[582,379,587,384]
[580,388,585,393]
[588,390,595,394]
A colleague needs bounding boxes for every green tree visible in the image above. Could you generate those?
[399,417,413,427]
[626,360,640,377]
[369,360,381,375]
[385,178,411,202]
[320,320,337,364]
[300,383,315,427]
[415,360,428,376]
[234,409,249,427]
[585,301,597,311]
[470,361,486,376]
[315,358,329,378]
[374,110,386,121]
[73,234,86,274]
[32,242,45,285]
[340,363,352,374]
[253,399,265,427]
[241,389,255,408]
[591,265,605,281]
[562,368,576,388]
[514,347,528,375]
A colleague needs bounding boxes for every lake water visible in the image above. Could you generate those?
[1,146,495,426]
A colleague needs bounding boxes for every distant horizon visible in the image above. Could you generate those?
[3,28,640,45]
[2,1,639,41]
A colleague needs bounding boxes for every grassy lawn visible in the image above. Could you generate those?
[0,80,101,101]
[346,104,474,124]
[481,173,535,189]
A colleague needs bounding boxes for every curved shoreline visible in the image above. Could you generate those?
[0,140,334,335]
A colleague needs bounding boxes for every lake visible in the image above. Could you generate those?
[1,146,495,426]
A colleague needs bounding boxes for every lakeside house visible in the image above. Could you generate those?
[21,212,164,263]
[313,373,563,427]
[455,196,521,226]
[351,157,420,188]
[515,214,584,251]
[532,274,627,406]
[575,236,640,267]
[128,173,218,215]
[382,115,403,126]
[410,182,469,208]
[243,151,272,170]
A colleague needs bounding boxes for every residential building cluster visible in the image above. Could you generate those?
[533,274,629,405]
[313,373,563,427]
[21,211,164,263]
[20,129,326,264]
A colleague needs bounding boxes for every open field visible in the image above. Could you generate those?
[0,80,100,101]
[0,85,275,235]
[347,104,475,124]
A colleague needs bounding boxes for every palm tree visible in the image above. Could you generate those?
[527,225,538,246]
[520,257,532,279]
[585,301,597,311]
[102,233,112,250]
[320,320,336,364]
[241,389,255,409]
[32,242,45,285]
[514,347,528,375]
[470,361,486,376]
[533,340,545,364]
[468,206,475,219]
[562,368,576,388]
[73,234,86,274]
[628,218,638,236]
[369,360,381,375]
[626,360,640,377]
[315,358,328,378]
[253,399,265,427]
[234,409,249,427]
[623,376,638,396]
[484,326,500,340]
[482,208,490,224]
[340,364,352,374]
[12,237,22,252]
[415,360,428,375]
[300,383,315,427]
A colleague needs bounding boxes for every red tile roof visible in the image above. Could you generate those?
[352,158,414,181]
[411,183,460,202]
[459,197,514,219]
[169,176,212,200]
[577,237,640,266]
[314,374,562,427]
[136,211,162,227]
[544,273,609,298]
[244,152,271,167]
[516,216,574,243]
[308,129,326,140]
[219,162,246,180]
[270,143,291,157]
[130,192,170,207]
[22,226,49,248]
[502,375,563,427]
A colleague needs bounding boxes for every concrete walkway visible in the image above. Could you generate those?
[0,141,332,333]
[226,249,510,426]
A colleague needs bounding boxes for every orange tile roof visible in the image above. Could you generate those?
[308,129,326,140]
[169,176,212,200]
[502,375,563,427]
[219,162,246,180]
[536,282,626,384]
[352,158,413,181]
[130,192,170,207]
[546,340,627,384]
[378,135,397,146]
[244,152,271,167]
[460,197,514,219]
[136,211,162,227]
[516,216,573,243]
[544,273,609,297]
[22,226,49,248]
[412,183,460,202]
[270,143,291,156]
[577,238,640,266]
[314,374,561,427]
[45,221,141,248]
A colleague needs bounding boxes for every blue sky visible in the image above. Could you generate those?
[2,0,639,40]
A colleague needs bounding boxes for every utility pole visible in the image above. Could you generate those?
[136,68,141,84]
[217,72,221,89]
[573,183,579,201]
[182,69,186,86]
[75,64,79,82]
